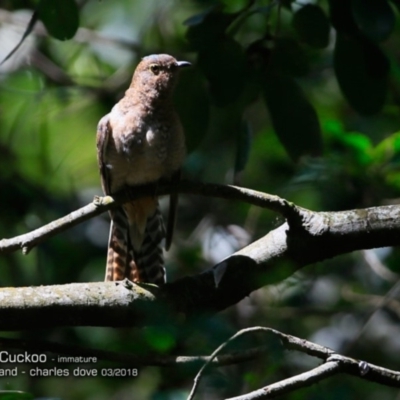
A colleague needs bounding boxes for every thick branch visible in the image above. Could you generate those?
[0,183,399,328]
[163,204,400,317]
[0,280,157,330]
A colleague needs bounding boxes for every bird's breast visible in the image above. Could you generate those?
[107,118,183,191]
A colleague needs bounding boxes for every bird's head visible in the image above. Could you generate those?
[130,54,191,100]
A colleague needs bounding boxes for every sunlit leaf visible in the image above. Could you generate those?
[339,133,372,165]
[144,327,176,352]
[373,131,400,164]
[0,391,34,400]
[0,71,101,192]
[325,119,374,165]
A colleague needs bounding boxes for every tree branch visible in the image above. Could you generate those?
[0,182,400,329]
[0,180,300,255]
[226,361,341,400]
[0,195,114,255]
[0,178,399,396]
[0,336,268,368]
[227,353,400,400]
[186,326,400,400]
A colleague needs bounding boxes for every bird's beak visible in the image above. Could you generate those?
[176,61,191,68]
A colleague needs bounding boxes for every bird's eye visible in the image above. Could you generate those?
[150,64,160,75]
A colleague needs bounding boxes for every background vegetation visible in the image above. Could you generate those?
[0,0,400,398]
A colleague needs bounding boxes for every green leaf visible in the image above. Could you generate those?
[324,120,372,165]
[337,132,373,165]
[373,132,400,190]
[174,68,209,152]
[185,7,237,51]
[373,131,400,164]
[334,33,389,115]
[270,37,309,77]
[292,4,330,49]
[328,0,359,35]
[352,0,395,42]
[391,0,400,12]
[37,0,79,41]
[234,120,252,180]
[252,5,277,16]
[281,0,295,9]
[144,327,176,352]
[198,37,245,106]
[263,74,322,161]
[184,8,213,26]
[239,59,263,107]
[0,391,34,400]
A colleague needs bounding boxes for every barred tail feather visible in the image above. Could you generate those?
[128,207,166,285]
[105,205,166,285]
[105,207,130,281]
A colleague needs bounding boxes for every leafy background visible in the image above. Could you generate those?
[1,0,400,399]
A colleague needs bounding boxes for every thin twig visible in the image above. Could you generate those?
[0,195,115,255]
[187,327,268,400]
[226,361,341,400]
[0,11,38,66]
[187,326,400,400]
[0,180,301,255]
[187,326,327,400]
[231,352,400,399]
[0,336,268,368]
[0,9,140,51]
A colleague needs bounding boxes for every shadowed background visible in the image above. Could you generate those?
[1,0,400,399]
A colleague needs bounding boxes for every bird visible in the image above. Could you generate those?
[96,54,190,284]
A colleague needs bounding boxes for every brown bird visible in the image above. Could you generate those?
[96,54,190,284]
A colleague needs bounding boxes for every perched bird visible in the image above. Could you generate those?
[96,54,190,284]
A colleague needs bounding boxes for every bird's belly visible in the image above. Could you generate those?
[125,155,166,185]
[107,150,168,192]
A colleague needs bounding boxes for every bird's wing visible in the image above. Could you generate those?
[96,114,112,195]
[97,114,130,281]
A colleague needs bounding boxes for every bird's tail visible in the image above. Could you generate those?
[129,206,166,284]
[104,200,166,284]
[105,207,130,281]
